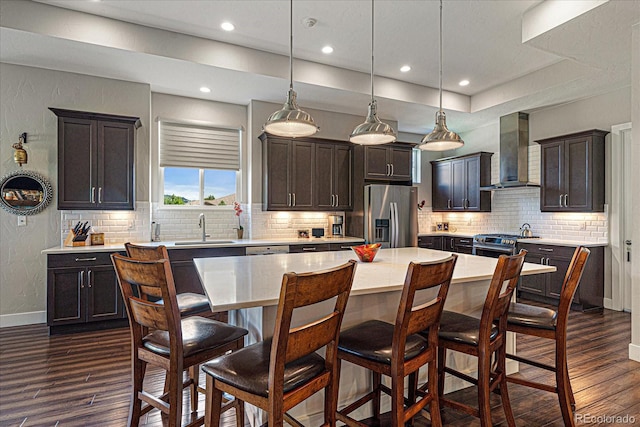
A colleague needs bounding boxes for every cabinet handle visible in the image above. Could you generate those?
[538,248,554,252]
[91,187,96,204]
[564,194,568,207]
[540,257,545,264]
[288,193,292,207]
[559,194,563,207]
[292,193,296,206]
[386,164,390,176]
[335,194,339,207]
[75,257,97,262]
[87,270,92,288]
[546,257,550,265]
[390,163,394,176]
[79,271,84,288]
[447,199,451,209]
[340,246,351,249]
[459,239,470,243]
[98,187,102,204]
[450,238,454,248]
[330,194,334,207]
[302,247,317,251]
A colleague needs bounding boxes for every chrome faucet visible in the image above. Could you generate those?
[199,213,209,242]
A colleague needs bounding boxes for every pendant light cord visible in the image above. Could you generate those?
[370,0,375,103]
[438,0,443,114]
[289,0,294,91]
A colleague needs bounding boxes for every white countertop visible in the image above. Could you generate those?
[41,236,365,254]
[194,247,556,312]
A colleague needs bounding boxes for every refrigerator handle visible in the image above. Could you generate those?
[389,202,396,248]
[394,203,400,247]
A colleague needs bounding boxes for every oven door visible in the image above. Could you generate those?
[472,245,515,258]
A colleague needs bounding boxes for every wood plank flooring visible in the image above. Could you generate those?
[0,306,637,426]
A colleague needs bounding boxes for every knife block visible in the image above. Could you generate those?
[64,231,87,247]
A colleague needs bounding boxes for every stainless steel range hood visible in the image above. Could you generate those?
[480,112,540,191]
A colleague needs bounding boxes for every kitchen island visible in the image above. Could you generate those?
[194,247,555,426]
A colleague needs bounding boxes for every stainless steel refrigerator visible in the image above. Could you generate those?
[364,184,418,248]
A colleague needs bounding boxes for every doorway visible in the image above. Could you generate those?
[610,123,633,312]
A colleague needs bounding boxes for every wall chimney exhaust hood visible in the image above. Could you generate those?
[480,112,540,191]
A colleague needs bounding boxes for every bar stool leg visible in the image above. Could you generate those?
[130,358,146,426]
[372,371,381,419]
[428,358,443,426]
[477,350,492,427]
[557,350,576,427]
[497,346,516,427]
[189,365,199,413]
[437,347,446,404]
[205,375,223,427]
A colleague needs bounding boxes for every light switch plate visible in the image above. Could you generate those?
[17,216,27,227]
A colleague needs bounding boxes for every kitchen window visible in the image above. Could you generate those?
[159,120,241,207]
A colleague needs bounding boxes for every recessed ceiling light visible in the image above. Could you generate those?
[400,65,411,73]
[221,22,235,31]
[199,87,211,93]
[459,79,470,86]
[322,45,334,54]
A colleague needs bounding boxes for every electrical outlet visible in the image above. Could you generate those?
[17,216,27,227]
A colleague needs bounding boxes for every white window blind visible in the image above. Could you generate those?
[159,120,240,170]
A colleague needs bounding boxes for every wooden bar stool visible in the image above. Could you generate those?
[436,250,526,427]
[111,254,248,427]
[125,242,211,317]
[336,255,458,427]
[506,246,590,427]
[201,259,357,427]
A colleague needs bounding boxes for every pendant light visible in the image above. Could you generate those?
[264,0,318,138]
[350,0,396,145]
[418,0,464,151]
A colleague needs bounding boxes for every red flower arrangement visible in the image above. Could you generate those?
[233,202,243,230]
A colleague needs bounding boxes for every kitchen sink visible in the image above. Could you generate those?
[174,240,235,246]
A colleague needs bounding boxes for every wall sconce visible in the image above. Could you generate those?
[12,133,27,167]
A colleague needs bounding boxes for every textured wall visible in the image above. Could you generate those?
[0,63,150,323]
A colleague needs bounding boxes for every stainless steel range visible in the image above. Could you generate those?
[472,233,537,258]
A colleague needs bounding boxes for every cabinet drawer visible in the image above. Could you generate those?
[47,252,120,268]
[289,243,331,253]
[517,242,576,259]
[168,246,245,261]
[329,243,358,251]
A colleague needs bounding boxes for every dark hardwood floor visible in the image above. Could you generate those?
[1,306,637,426]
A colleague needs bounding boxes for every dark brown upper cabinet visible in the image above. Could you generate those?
[315,142,352,210]
[536,130,608,212]
[50,108,140,211]
[364,144,412,181]
[431,152,492,212]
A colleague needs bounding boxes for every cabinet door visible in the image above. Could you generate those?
[443,237,455,252]
[546,257,572,299]
[364,146,390,179]
[333,145,353,209]
[518,253,546,295]
[541,141,564,211]
[171,261,206,295]
[451,159,466,210]
[418,236,443,250]
[87,265,126,322]
[265,139,291,209]
[290,141,314,209]
[98,121,135,210]
[47,268,84,325]
[564,136,590,211]
[432,162,452,211]
[314,144,335,209]
[454,237,474,254]
[464,156,481,210]
[389,147,412,180]
[57,117,97,209]
[289,243,331,253]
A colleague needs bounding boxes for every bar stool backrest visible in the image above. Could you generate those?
[395,255,458,360]
[269,260,357,397]
[481,250,527,346]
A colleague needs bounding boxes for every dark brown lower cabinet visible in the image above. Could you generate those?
[418,235,473,254]
[47,252,127,335]
[517,242,604,311]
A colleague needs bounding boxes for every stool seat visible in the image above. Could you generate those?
[338,320,428,364]
[507,302,557,331]
[157,292,211,316]
[143,316,248,358]
[202,340,325,397]
[438,311,498,346]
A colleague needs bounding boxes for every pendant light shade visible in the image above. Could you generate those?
[419,0,463,151]
[350,0,396,145]
[264,0,318,138]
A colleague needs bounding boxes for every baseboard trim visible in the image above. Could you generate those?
[629,343,640,362]
[0,311,46,328]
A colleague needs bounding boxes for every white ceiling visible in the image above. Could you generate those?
[1,0,638,134]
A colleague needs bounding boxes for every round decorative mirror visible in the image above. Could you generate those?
[0,170,53,215]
